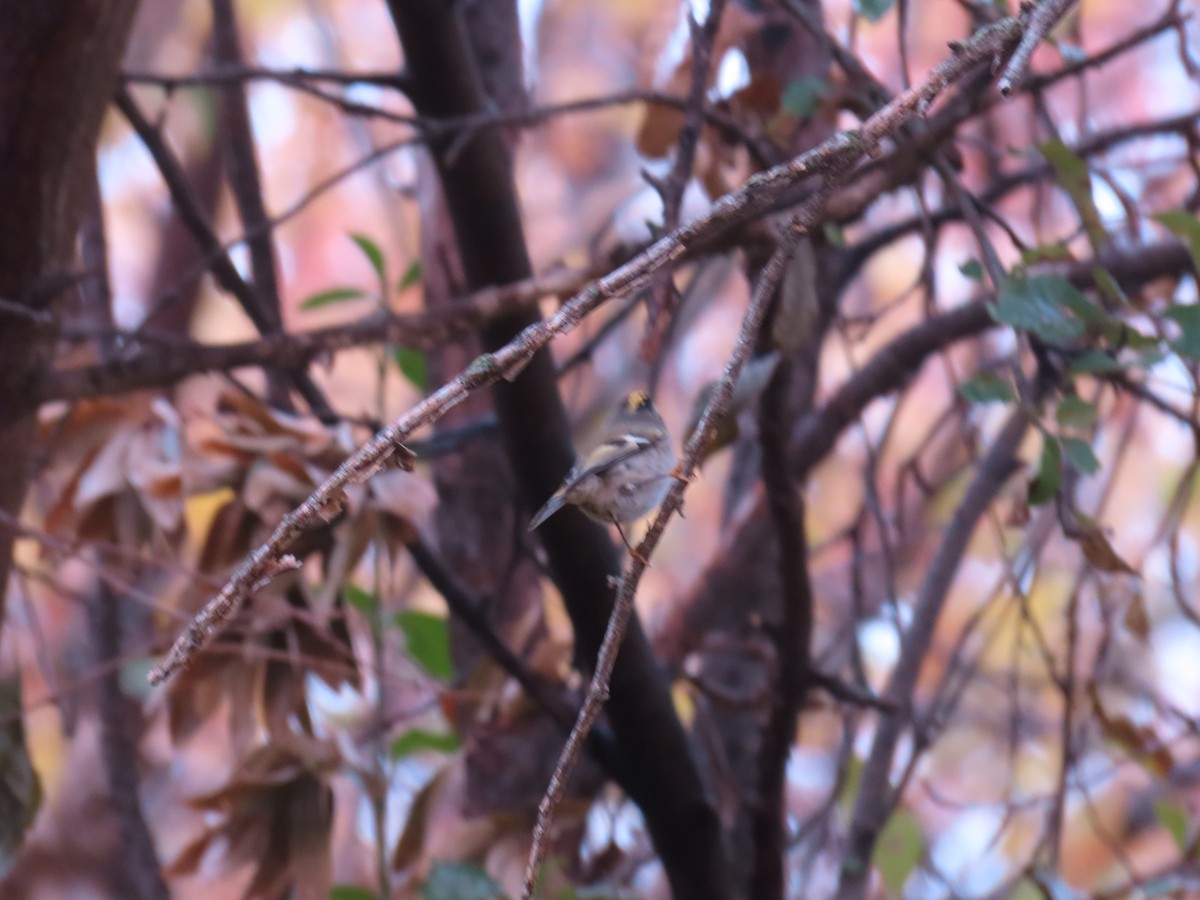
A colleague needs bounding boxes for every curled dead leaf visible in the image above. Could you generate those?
[1089,684,1173,778]
[1074,523,1138,575]
[1123,591,1150,641]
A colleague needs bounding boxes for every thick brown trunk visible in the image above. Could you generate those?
[0,0,142,672]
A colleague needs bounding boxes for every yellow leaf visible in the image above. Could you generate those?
[184,485,235,548]
[671,679,696,729]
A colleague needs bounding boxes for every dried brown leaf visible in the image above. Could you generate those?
[1123,591,1151,641]
[635,104,686,159]
[1090,684,1173,778]
[1078,526,1138,574]
[392,766,451,873]
[369,469,437,525]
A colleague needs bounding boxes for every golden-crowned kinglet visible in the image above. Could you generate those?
[529,392,675,547]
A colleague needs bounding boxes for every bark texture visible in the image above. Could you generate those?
[0,0,142,628]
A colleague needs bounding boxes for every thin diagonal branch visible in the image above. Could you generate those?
[114,86,334,418]
[148,10,1026,685]
[521,233,799,900]
[642,0,729,360]
[837,390,1049,898]
[404,535,623,771]
[211,0,328,415]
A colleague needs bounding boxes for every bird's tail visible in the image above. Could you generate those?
[528,491,566,531]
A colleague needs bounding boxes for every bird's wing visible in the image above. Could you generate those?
[564,435,653,487]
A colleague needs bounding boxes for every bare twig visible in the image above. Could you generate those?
[642,0,729,361]
[32,264,590,406]
[521,234,798,900]
[404,535,622,768]
[838,394,1045,898]
[998,0,1080,97]
[89,584,170,900]
[211,0,324,414]
[123,64,406,89]
[114,86,334,418]
[844,109,1200,283]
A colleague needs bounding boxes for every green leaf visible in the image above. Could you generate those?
[958,373,1014,404]
[330,887,380,900]
[1055,282,1106,325]
[1019,243,1074,266]
[398,261,423,291]
[344,585,377,615]
[119,656,157,699]
[350,232,387,282]
[1062,437,1099,474]
[990,275,1094,343]
[420,862,502,900]
[1144,877,1191,898]
[872,809,924,893]
[1066,349,1125,375]
[1166,304,1200,359]
[1053,41,1088,64]
[1056,396,1097,430]
[958,258,984,282]
[1154,799,1188,853]
[1155,210,1200,272]
[1092,266,1127,308]
[300,287,367,311]
[1040,139,1106,248]
[1029,435,1062,505]
[780,77,828,118]
[1019,871,1080,900]
[0,674,40,880]
[855,0,895,21]
[394,346,428,392]
[391,729,460,759]
[395,610,454,681]
[1125,328,1163,352]
[837,754,864,820]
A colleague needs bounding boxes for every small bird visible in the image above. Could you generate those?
[529,391,676,554]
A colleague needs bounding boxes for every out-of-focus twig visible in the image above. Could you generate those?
[31,265,591,406]
[641,0,729,362]
[114,86,334,419]
[838,395,1043,898]
[404,535,623,770]
[90,584,170,900]
[521,234,799,900]
[211,0,332,417]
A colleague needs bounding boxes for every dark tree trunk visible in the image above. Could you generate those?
[0,0,142,643]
